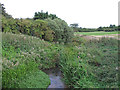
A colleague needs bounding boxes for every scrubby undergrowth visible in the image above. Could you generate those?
[2,32,59,88]
[2,32,119,88]
[59,37,119,88]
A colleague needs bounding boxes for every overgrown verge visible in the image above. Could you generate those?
[59,38,119,88]
[2,32,119,88]
[2,33,59,88]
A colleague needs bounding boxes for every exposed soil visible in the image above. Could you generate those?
[75,34,120,40]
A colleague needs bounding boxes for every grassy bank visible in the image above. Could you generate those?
[2,32,59,88]
[2,32,119,88]
[59,38,119,88]
[74,31,118,36]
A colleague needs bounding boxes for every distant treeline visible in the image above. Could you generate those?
[34,11,58,20]
[1,3,73,44]
[70,24,120,32]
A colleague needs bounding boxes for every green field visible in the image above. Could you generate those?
[74,31,118,36]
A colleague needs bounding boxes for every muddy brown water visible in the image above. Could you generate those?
[42,67,68,89]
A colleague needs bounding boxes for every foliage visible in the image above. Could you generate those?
[2,15,73,43]
[1,4,119,88]
[18,70,50,88]
[2,33,60,88]
[1,4,74,43]
[45,18,74,43]
[72,36,86,46]
[70,23,79,28]
[84,38,119,88]
[2,16,19,33]
[72,24,119,32]
[2,32,119,88]
[59,47,97,88]
[0,3,12,19]
[2,61,39,88]
[2,17,55,42]
[34,11,58,20]
[59,38,119,88]
[2,33,60,69]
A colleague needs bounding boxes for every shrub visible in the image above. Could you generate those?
[2,16,19,34]
[45,18,74,44]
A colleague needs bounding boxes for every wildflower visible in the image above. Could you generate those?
[116,67,118,70]
[14,61,19,66]
[78,47,81,49]
[87,53,91,56]
[93,55,95,58]
[78,56,80,58]
[24,37,26,40]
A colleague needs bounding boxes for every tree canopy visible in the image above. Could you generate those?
[33,10,58,20]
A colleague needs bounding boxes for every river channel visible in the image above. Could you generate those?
[42,67,67,89]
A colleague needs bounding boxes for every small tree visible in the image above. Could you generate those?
[45,18,73,44]
[70,23,79,28]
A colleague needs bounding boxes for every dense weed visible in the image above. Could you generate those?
[2,33,59,88]
[2,32,119,88]
[59,37,119,88]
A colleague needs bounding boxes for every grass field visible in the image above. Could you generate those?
[74,31,118,36]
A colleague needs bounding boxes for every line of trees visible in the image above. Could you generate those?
[70,24,119,32]
[1,3,73,44]
[33,10,58,20]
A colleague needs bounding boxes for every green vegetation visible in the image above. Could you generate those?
[2,32,119,88]
[59,38,119,88]
[2,33,59,88]
[34,11,58,20]
[18,70,50,88]
[2,15,73,43]
[71,24,119,32]
[1,3,119,89]
[75,31,118,36]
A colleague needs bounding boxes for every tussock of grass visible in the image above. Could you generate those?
[18,70,50,88]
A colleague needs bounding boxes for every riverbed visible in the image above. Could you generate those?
[42,67,67,88]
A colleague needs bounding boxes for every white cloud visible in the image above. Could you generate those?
[1,0,119,28]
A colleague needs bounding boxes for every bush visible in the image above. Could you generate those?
[2,17,55,42]
[2,16,20,34]
[45,18,74,44]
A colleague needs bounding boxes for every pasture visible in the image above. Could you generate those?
[74,31,118,36]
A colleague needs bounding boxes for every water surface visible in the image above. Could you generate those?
[43,68,67,88]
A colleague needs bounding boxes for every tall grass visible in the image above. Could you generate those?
[2,32,59,88]
[59,37,119,88]
[2,32,119,88]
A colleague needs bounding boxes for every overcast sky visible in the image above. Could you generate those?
[1,0,119,28]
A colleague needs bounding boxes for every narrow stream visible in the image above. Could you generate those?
[42,67,67,88]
